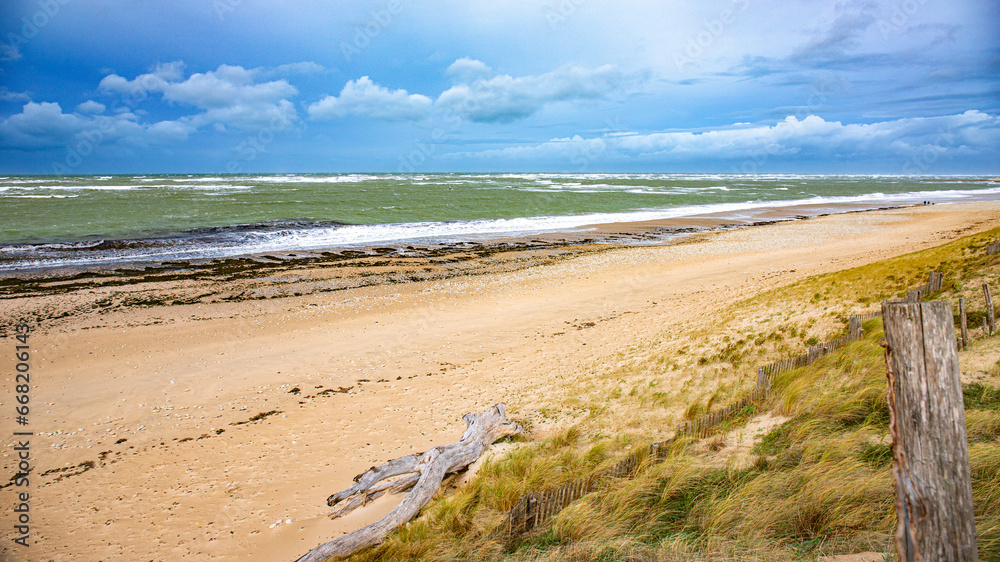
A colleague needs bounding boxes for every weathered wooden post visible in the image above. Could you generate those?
[958,297,969,348]
[928,271,943,293]
[849,315,863,337]
[757,367,769,391]
[984,283,995,335]
[881,301,978,562]
[959,297,969,349]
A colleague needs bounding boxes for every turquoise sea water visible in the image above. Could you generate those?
[1,173,998,270]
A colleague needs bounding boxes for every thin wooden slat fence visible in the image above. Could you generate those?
[885,271,943,304]
[850,310,883,323]
[757,312,871,386]
[674,387,766,440]
[486,273,946,545]
[489,378,787,540]
[488,312,876,542]
[489,317,866,542]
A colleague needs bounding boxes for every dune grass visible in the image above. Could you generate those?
[341,227,1000,562]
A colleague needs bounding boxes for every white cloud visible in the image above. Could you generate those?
[99,61,187,99]
[443,112,1000,166]
[446,57,493,82]
[0,61,309,154]
[194,99,297,132]
[146,119,198,142]
[76,100,106,114]
[260,62,327,78]
[0,87,31,103]
[0,102,147,150]
[160,65,297,109]
[99,62,299,131]
[436,63,625,123]
[309,61,628,123]
[307,77,432,121]
[151,61,187,81]
[0,102,86,149]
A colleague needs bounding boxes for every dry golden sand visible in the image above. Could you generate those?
[2,201,1000,561]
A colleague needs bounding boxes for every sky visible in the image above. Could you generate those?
[0,0,998,174]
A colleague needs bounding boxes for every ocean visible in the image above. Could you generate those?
[1,173,998,272]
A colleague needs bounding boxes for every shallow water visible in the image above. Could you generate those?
[2,173,998,270]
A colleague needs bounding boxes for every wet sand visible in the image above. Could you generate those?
[2,201,999,561]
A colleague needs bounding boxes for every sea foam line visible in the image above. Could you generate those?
[2,186,999,271]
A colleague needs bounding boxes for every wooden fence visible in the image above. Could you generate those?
[487,440,666,540]
[756,312,872,387]
[494,478,595,538]
[850,310,883,323]
[674,387,767,439]
[487,314,876,542]
[485,273,945,544]
[885,271,944,304]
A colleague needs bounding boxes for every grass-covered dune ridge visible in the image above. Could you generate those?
[339,228,1000,561]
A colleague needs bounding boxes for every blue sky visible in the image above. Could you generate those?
[0,0,997,174]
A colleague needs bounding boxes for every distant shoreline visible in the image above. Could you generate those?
[0,201,942,280]
[3,174,999,273]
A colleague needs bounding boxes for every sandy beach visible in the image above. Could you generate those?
[3,201,1000,561]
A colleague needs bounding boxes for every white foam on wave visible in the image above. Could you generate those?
[248,174,387,183]
[170,177,230,182]
[167,184,253,190]
[2,178,66,184]
[227,186,1000,251]
[4,181,999,272]
[6,194,79,199]
[31,185,135,191]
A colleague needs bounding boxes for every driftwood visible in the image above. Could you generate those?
[296,403,521,562]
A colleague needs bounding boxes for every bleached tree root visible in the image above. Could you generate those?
[296,403,521,562]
